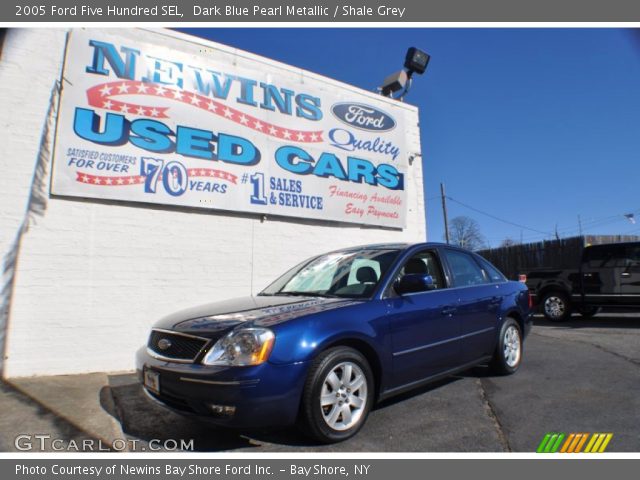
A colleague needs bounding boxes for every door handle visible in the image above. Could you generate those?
[583,273,593,277]
[489,296,502,305]
[441,306,457,316]
[621,272,631,277]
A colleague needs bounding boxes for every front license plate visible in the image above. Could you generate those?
[144,369,160,394]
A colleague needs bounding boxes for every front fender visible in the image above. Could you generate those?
[267,303,389,365]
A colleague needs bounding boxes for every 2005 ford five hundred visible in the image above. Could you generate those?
[137,243,532,443]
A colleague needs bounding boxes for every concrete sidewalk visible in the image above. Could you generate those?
[0,372,136,452]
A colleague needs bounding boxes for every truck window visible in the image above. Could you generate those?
[584,245,627,268]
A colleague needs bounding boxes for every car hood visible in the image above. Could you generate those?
[153,295,359,338]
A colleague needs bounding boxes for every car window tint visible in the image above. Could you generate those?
[395,250,445,290]
[443,249,488,287]
[478,257,506,283]
[585,245,626,268]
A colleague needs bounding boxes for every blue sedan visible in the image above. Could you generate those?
[137,243,532,443]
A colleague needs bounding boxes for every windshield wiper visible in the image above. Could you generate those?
[272,291,339,298]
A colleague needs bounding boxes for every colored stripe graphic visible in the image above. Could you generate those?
[537,433,613,453]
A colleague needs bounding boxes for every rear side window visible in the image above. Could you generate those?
[584,245,627,268]
[443,249,488,287]
[478,257,507,283]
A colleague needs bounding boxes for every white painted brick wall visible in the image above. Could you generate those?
[0,29,426,378]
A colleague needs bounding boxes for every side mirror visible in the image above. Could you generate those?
[395,274,435,295]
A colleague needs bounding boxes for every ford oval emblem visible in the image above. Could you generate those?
[331,102,396,132]
[157,338,172,350]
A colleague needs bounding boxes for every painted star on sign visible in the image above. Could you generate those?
[296,132,306,141]
[99,85,112,96]
[224,108,234,118]
[117,83,130,94]
[254,120,264,131]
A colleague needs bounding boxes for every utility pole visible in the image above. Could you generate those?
[440,183,450,244]
[578,214,583,238]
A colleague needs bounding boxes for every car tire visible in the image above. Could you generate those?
[579,306,601,318]
[541,291,572,322]
[489,318,522,375]
[299,346,374,444]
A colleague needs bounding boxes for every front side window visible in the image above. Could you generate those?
[443,249,488,287]
[260,249,400,299]
[393,250,445,290]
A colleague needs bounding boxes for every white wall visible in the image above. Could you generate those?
[0,28,426,377]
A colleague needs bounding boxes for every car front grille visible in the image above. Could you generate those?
[147,329,209,362]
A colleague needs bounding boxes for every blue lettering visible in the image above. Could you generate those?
[314,153,348,180]
[130,119,173,152]
[260,83,294,115]
[193,69,233,99]
[73,108,129,146]
[85,40,139,79]
[275,146,313,174]
[377,163,403,190]
[142,57,183,88]
[176,126,214,159]
[295,94,322,121]
[218,134,260,165]
[347,157,376,185]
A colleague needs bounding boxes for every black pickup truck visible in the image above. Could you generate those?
[525,242,640,321]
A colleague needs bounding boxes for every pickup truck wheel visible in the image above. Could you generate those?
[489,318,522,375]
[579,306,601,318]
[541,292,572,322]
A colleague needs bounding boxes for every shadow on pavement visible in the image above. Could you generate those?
[103,371,484,451]
[533,313,640,330]
[0,380,108,451]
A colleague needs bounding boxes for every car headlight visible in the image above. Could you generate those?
[202,328,275,366]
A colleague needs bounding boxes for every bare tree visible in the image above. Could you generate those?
[446,216,486,251]
[500,237,518,248]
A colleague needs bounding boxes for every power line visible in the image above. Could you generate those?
[446,196,553,236]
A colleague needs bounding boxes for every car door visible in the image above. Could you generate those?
[580,244,623,304]
[440,248,499,365]
[385,249,461,390]
[617,244,640,304]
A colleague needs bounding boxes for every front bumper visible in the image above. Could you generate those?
[135,347,309,428]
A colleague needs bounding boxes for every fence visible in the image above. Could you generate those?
[477,235,640,280]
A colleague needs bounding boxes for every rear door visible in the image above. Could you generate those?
[616,244,640,304]
[581,245,624,304]
[440,248,499,364]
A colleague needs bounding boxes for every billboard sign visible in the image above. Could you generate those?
[51,30,417,228]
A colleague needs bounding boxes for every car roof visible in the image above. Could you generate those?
[327,242,450,254]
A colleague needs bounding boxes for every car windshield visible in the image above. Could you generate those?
[260,249,401,299]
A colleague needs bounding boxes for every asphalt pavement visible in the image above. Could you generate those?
[1,314,639,452]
